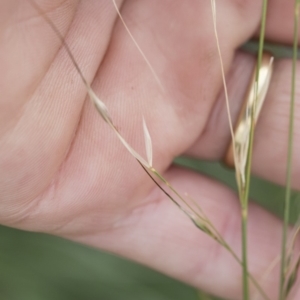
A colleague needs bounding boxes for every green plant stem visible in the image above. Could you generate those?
[279,1,300,299]
[240,1,268,299]
[221,241,270,300]
[241,206,249,300]
[188,196,270,299]
[145,164,270,299]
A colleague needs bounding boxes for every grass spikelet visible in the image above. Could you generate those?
[285,257,300,298]
[83,80,153,168]
[234,57,273,196]
[143,117,153,167]
[210,1,271,299]
[210,0,250,297]
[253,222,300,300]
[111,0,164,92]
[31,1,270,299]
[282,223,300,297]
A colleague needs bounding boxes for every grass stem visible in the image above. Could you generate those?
[278,1,300,299]
[240,1,268,299]
[241,206,249,300]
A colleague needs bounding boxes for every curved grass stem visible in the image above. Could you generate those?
[33,1,271,298]
[240,1,268,299]
[144,164,271,300]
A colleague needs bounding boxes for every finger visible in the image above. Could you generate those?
[187,51,300,190]
[0,0,79,132]
[73,166,299,300]
[0,0,262,228]
[0,0,122,222]
[12,1,298,298]
[1,2,297,298]
[265,0,299,44]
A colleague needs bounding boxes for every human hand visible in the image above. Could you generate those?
[1,0,299,299]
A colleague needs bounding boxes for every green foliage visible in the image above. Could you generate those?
[2,159,300,300]
[0,225,206,300]
[3,158,300,299]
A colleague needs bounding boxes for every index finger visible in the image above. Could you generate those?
[265,0,299,44]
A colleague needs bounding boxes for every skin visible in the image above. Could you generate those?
[1,0,300,298]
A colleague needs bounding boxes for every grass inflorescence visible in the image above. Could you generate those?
[29,0,300,299]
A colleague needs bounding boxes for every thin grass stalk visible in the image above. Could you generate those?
[210,0,269,298]
[210,0,235,149]
[240,1,268,299]
[279,1,300,299]
[148,175,271,300]
[32,1,271,297]
[111,0,164,92]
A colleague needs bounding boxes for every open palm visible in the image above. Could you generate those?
[1,0,299,299]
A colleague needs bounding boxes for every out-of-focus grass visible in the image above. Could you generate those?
[242,40,300,59]
[0,225,199,300]
[2,158,299,300]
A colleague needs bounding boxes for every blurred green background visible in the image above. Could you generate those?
[1,158,300,300]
